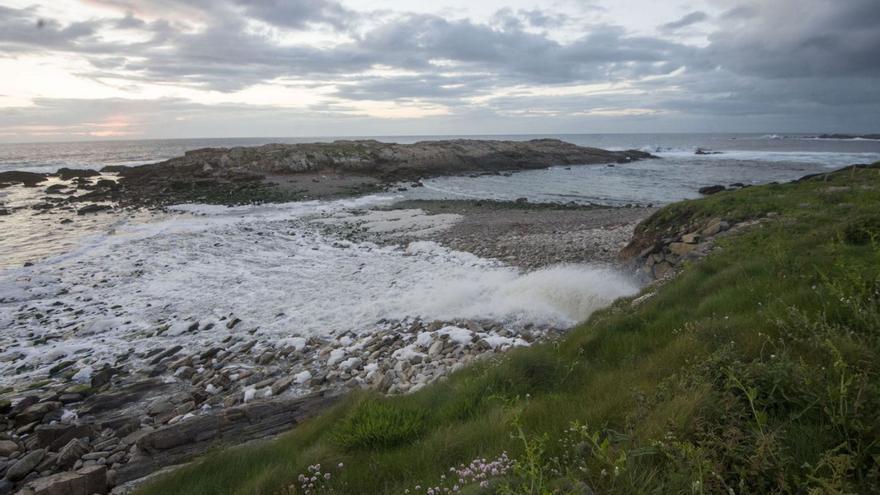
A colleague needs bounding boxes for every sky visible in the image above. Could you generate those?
[0,0,878,141]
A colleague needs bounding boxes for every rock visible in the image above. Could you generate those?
[20,465,107,495]
[127,393,338,484]
[56,168,100,180]
[33,424,92,451]
[653,261,674,279]
[668,242,697,257]
[428,340,444,357]
[147,399,174,417]
[90,367,115,388]
[175,366,195,379]
[149,345,182,365]
[81,452,110,461]
[15,402,61,426]
[371,372,393,392]
[0,171,48,187]
[701,219,730,236]
[698,185,726,195]
[270,376,295,396]
[0,441,17,457]
[44,184,67,194]
[76,204,111,215]
[0,480,12,495]
[680,233,701,244]
[5,449,45,481]
[56,439,90,469]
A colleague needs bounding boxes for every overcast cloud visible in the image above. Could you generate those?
[0,0,877,141]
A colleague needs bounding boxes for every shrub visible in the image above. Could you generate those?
[842,214,880,245]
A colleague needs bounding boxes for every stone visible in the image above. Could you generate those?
[698,185,726,195]
[56,168,100,180]
[668,242,697,257]
[56,439,89,469]
[681,233,701,244]
[33,424,92,451]
[15,402,62,426]
[0,441,17,457]
[125,393,337,484]
[270,376,295,396]
[701,219,729,236]
[90,367,114,388]
[0,171,47,187]
[5,449,45,481]
[428,340,444,357]
[371,372,393,392]
[76,204,111,215]
[653,261,674,279]
[147,399,174,416]
[21,465,107,495]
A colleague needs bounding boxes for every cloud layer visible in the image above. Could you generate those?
[0,0,878,139]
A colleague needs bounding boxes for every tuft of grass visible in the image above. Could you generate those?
[332,399,427,450]
[138,162,880,495]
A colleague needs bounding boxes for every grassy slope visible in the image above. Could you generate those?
[139,165,880,495]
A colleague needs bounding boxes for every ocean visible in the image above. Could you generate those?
[1,133,879,385]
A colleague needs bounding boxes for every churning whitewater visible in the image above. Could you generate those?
[0,195,639,386]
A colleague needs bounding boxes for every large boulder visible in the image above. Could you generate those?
[0,440,17,457]
[55,168,100,180]
[4,449,45,482]
[32,424,92,451]
[19,465,107,495]
[0,171,47,187]
[55,438,90,469]
[14,402,61,426]
[698,185,726,195]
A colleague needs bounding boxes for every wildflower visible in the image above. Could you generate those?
[338,462,344,469]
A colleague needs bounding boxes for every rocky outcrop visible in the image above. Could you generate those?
[95,139,654,207]
[620,210,774,280]
[125,139,653,181]
[118,391,337,483]
[18,465,106,495]
[0,171,48,187]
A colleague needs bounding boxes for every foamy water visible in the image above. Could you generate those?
[0,196,638,385]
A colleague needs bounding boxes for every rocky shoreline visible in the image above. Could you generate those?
[1,139,654,209]
[0,140,658,494]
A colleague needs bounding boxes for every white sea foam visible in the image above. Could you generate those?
[0,196,639,385]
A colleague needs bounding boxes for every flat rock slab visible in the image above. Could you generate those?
[19,465,107,495]
[119,391,338,484]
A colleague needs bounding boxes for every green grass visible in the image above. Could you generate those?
[139,164,880,495]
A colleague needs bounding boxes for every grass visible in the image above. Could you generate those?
[138,164,880,495]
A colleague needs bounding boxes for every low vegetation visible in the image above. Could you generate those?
[139,164,880,495]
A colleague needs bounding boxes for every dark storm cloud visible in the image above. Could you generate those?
[706,0,880,78]
[660,11,708,31]
[1,0,878,134]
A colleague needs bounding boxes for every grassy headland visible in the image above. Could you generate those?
[139,164,880,494]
